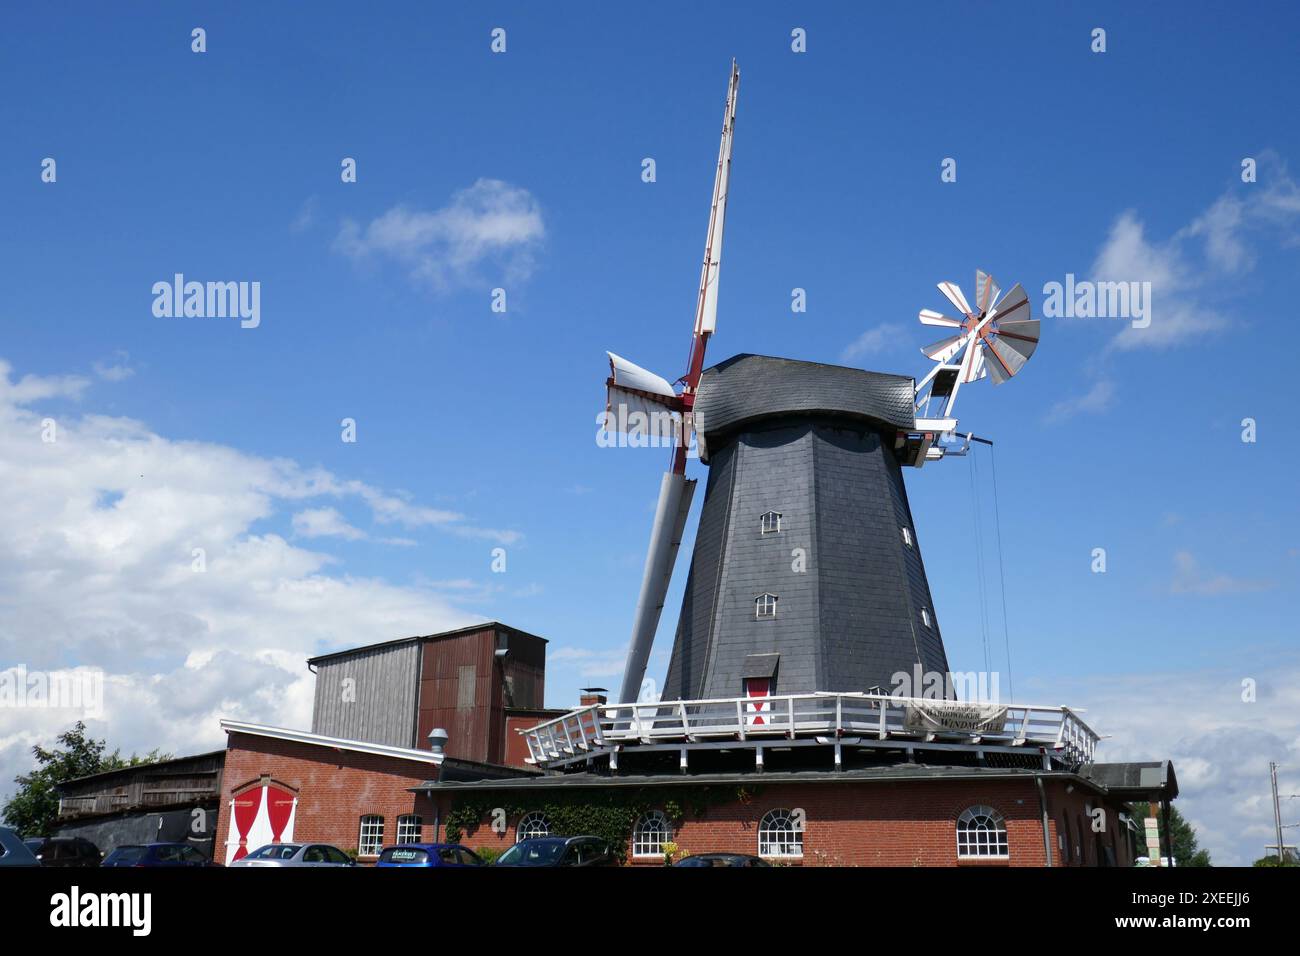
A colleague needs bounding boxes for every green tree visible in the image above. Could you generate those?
[1,721,171,837]
[1134,802,1211,867]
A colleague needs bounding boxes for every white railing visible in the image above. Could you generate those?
[519,692,1099,769]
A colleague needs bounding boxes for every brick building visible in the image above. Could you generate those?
[213,623,1179,867]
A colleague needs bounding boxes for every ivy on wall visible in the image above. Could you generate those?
[444,785,757,861]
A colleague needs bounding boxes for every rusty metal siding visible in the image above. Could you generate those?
[416,627,496,762]
[311,640,421,747]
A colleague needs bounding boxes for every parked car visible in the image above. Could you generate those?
[0,827,41,867]
[101,843,214,867]
[494,836,615,867]
[375,843,484,867]
[229,843,355,867]
[22,836,102,868]
[674,853,770,867]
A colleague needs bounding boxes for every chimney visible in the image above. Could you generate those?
[579,687,608,707]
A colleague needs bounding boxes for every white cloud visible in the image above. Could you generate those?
[1027,661,1300,866]
[1170,550,1274,596]
[92,352,135,383]
[1098,154,1300,350]
[548,645,627,680]
[0,359,521,810]
[292,507,366,541]
[1044,378,1116,423]
[335,179,545,290]
[0,359,89,404]
[840,323,901,363]
[1093,212,1227,351]
[291,195,319,234]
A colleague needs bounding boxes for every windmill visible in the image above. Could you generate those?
[605,63,1042,707]
[604,60,739,705]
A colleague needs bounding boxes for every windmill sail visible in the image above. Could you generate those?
[605,352,681,431]
[612,62,741,705]
[618,472,696,705]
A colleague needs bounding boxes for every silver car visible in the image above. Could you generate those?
[0,827,40,867]
[228,843,355,867]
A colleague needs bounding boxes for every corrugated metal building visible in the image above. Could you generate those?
[308,622,561,765]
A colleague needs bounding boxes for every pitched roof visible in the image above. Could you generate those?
[305,620,548,666]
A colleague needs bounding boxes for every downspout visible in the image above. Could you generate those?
[1036,775,1054,867]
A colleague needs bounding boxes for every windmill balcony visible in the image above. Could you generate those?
[518,692,1100,773]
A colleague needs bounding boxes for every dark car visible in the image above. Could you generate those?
[23,836,102,868]
[374,843,484,867]
[494,836,615,867]
[0,827,40,867]
[674,853,771,867]
[101,843,213,868]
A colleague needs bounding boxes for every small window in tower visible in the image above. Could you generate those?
[902,527,913,547]
[760,511,782,534]
[921,608,931,628]
[755,593,778,619]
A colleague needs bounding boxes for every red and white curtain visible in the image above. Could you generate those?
[225,783,297,864]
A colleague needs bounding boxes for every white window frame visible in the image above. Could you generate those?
[902,526,913,547]
[758,808,804,859]
[755,593,778,619]
[516,811,550,842]
[760,511,782,534]
[632,811,673,859]
[396,814,422,844]
[956,805,1009,860]
[358,815,384,857]
[921,607,931,628]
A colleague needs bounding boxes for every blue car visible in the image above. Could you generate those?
[374,843,484,867]
[101,843,213,867]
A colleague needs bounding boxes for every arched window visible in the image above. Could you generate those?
[632,811,673,858]
[516,811,550,842]
[758,808,803,858]
[760,511,782,534]
[396,814,422,844]
[956,805,1008,859]
[755,593,778,619]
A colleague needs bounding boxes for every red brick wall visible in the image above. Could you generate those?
[216,732,439,863]
[450,778,1133,867]
[217,730,1132,868]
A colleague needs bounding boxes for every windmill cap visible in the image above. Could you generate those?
[695,354,916,449]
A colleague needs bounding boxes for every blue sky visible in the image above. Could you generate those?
[1,3,1297,865]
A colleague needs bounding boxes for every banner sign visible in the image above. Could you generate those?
[902,700,1008,735]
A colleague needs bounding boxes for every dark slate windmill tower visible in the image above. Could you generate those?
[661,355,949,700]
[603,63,1039,706]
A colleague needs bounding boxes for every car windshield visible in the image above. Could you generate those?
[106,847,146,864]
[379,847,429,864]
[498,841,565,866]
[246,844,302,860]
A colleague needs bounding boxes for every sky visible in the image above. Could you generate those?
[1,2,1297,866]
